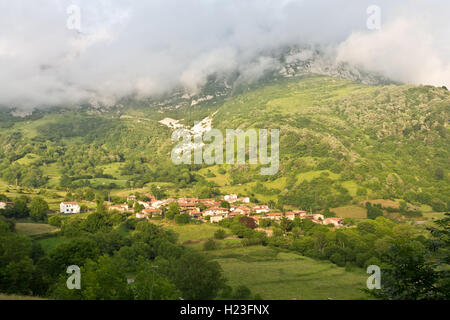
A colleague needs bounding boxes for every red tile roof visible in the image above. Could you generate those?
[143,208,161,213]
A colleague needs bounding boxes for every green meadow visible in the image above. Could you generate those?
[161,222,370,300]
[208,245,369,300]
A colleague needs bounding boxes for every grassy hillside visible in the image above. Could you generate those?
[0,74,448,214]
[210,75,449,209]
[0,74,448,302]
[15,222,59,236]
[208,246,368,300]
[154,222,369,300]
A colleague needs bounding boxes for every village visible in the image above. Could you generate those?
[59,193,345,228]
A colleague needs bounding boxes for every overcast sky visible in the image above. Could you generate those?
[0,0,449,109]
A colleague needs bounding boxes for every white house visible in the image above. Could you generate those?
[210,214,225,223]
[224,194,250,204]
[253,205,270,214]
[239,197,250,203]
[143,208,162,218]
[0,202,13,210]
[224,194,238,202]
[151,200,165,208]
[136,212,148,219]
[60,202,80,215]
[138,201,152,209]
[286,210,307,220]
[203,207,229,217]
[312,214,325,221]
[323,217,344,227]
[265,212,283,220]
[108,204,129,212]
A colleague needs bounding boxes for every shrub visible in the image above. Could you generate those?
[366,202,383,220]
[203,239,217,251]
[232,285,252,300]
[124,217,139,230]
[364,256,381,269]
[214,229,227,240]
[29,197,49,222]
[174,213,191,225]
[431,199,446,212]
[345,262,353,272]
[242,237,262,247]
[330,253,345,267]
[218,285,233,299]
[48,215,62,227]
[258,219,271,228]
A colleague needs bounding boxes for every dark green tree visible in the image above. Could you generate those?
[367,240,441,300]
[29,197,49,222]
[165,251,226,300]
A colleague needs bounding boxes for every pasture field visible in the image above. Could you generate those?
[153,220,223,243]
[422,211,446,220]
[364,199,400,209]
[296,170,340,183]
[15,223,59,236]
[206,245,369,300]
[332,205,367,219]
[167,223,369,300]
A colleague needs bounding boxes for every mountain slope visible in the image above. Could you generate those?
[0,75,448,212]
[211,75,449,210]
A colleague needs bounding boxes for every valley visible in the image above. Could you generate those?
[0,74,448,300]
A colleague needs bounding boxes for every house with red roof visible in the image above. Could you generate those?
[108,204,129,213]
[323,217,344,227]
[265,212,283,220]
[203,207,230,216]
[210,214,225,223]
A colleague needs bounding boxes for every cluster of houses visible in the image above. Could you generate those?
[3,195,343,229]
[57,193,344,228]
[115,194,343,228]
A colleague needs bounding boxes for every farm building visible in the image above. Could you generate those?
[323,217,344,227]
[108,204,129,212]
[203,207,230,216]
[210,214,225,223]
[60,202,81,215]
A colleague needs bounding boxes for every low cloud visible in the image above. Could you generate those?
[336,13,450,88]
[0,0,448,110]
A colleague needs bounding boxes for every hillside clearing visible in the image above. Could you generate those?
[153,221,222,243]
[15,223,59,236]
[331,206,367,219]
